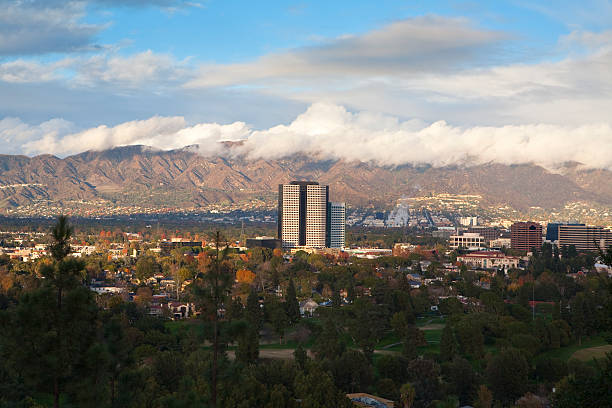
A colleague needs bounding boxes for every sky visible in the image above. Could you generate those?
[0,0,611,170]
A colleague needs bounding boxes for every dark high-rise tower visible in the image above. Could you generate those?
[511,221,542,253]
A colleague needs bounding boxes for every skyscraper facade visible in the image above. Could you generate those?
[510,221,542,252]
[558,225,612,252]
[278,181,345,249]
[327,202,346,249]
[278,181,329,248]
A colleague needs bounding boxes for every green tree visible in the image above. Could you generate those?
[444,356,477,404]
[553,353,612,408]
[347,297,384,361]
[293,343,308,370]
[267,298,290,344]
[313,317,346,360]
[399,383,416,408]
[485,348,529,404]
[135,255,159,281]
[236,326,259,365]
[191,231,233,407]
[246,287,263,330]
[294,365,352,408]
[440,323,458,361]
[285,279,301,324]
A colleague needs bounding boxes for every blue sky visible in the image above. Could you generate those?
[0,0,611,169]
[82,1,566,63]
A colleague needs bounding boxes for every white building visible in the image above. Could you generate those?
[459,216,479,227]
[278,181,328,248]
[327,202,346,249]
[449,233,485,250]
[457,251,520,269]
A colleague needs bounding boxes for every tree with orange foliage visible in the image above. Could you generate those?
[236,269,255,284]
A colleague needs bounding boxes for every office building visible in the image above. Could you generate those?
[246,236,282,250]
[459,216,479,227]
[449,233,485,250]
[457,251,521,269]
[558,225,612,252]
[160,240,202,255]
[546,223,585,242]
[326,202,346,249]
[465,226,500,243]
[278,181,328,248]
[510,222,542,252]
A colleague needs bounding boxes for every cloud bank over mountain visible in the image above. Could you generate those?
[5,103,612,171]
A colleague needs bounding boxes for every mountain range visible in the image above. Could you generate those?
[0,145,611,219]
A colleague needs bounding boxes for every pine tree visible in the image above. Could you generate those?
[440,323,458,361]
[294,343,308,369]
[236,326,259,365]
[246,287,263,330]
[285,279,300,324]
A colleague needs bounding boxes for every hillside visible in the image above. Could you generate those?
[0,145,610,216]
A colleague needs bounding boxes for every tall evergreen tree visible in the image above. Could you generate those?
[236,326,259,365]
[246,287,263,330]
[191,231,233,407]
[285,279,301,323]
[440,323,457,361]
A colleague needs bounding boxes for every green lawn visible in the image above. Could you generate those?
[539,337,607,361]
[571,345,612,362]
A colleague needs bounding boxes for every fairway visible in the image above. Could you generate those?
[570,345,612,362]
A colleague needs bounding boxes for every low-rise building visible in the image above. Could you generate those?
[457,251,521,269]
[449,233,485,250]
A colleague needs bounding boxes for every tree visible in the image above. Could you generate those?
[313,317,345,360]
[444,356,477,404]
[191,231,233,407]
[330,350,374,392]
[268,298,290,344]
[246,287,263,330]
[473,385,493,408]
[400,383,416,408]
[285,279,301,324]
[439,323,458,361]
[402,326,425,360]
[226,296,244,321]
[485,348,529,404]
[552,352,612,408]
[406,358,442,407]
[294,365,353,408]
[39,216,94,408]
[293,343,308,370]
[135,255,158,282]
[347,297,384,360]
[236,326,259,365]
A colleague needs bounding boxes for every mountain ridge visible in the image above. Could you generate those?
[0,145,611,217]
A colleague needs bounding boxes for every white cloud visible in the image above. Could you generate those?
[74,50,193,86]
[0,51,193,87]
[0,1,103,56]
[187,16,506,88]
[0,117,75,155]
[10,103,612,171]
[19,116,250,156]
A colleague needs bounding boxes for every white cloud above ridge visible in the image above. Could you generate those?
[9,103,612,172]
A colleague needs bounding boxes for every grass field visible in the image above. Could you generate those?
[570,345,612,362]
[539,337,607,361]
